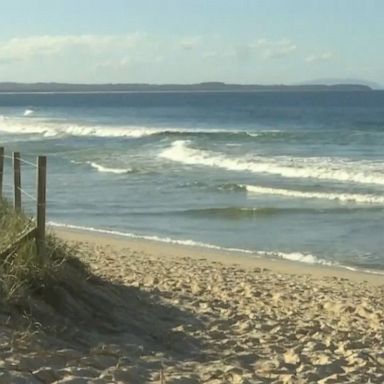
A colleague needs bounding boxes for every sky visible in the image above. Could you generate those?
[0,0,383,85]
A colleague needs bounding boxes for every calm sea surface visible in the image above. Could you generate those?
[1,91,383,272]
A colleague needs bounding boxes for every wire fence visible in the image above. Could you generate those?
[1,152,37,214]
[3,154,38,168]
[0,147,47,261]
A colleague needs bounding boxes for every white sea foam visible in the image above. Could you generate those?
[70,159,132,174]
[247,129,282,137]
[341,265,384,276]
[48,221,349,269]
[23,109,34,116]
[0,117,166,138]
[48,221,384,274]
[86,161,132,174]
[244,185,384,205]
[159,140,384,185]
[256,250,333,266]
[0,116,268,139]
[47,221,254,254]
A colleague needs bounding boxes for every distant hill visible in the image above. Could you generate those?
[0,82,373,93]
[299,78,381,90]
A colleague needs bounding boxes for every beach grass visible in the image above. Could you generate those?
[0,200,90,307]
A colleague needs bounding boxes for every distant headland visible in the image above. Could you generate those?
[0,82,373,93]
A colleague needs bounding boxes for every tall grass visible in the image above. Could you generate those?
[0,199,134,348]
[0,200,89,305]
[0,200,28,247]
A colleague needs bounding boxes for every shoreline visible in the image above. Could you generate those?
[53,226,384,286]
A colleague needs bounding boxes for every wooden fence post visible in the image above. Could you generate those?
[0,147,4,200]
[13,152,21,211]
[36,156,47,261]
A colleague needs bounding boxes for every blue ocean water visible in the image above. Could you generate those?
[0,91,383,272]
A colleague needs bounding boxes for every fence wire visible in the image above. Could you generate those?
[1,151,40,205]
[17,186,37,202]
[1,148,46,259]
[2,154,38,168]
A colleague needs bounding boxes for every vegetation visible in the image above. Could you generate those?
[0,200,90,306]
[0,200,126,343]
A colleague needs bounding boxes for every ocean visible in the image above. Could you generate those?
[0,91,383,273]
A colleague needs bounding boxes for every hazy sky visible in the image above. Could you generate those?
[0,0,382,85]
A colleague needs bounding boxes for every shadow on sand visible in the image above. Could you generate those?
[6,251,204,383]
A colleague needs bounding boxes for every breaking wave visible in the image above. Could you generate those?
[159,140,384,185]
[23,109,34,116]
[244,185,384,205]
[0,117,173,138]
[0,116,280,139]
[86,161,133,174]
[70,160,134,174]
[169,206,379,218]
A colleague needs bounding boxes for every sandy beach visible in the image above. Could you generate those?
[1,227,383,383]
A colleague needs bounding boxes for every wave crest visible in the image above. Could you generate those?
[245,185,384,205]
[0,116,279,139]
[159,140,384,185]
[86,161,133,174]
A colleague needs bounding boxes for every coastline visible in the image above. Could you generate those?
[53,226,384,286]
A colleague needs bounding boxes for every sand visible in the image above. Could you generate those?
[1,227,383,383]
